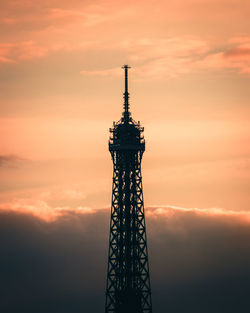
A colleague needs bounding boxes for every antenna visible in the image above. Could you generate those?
[122,64,131,122]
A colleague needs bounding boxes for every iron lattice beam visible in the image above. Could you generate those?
[105,65,152,313]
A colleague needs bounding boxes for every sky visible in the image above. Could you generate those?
[0,0,250,312]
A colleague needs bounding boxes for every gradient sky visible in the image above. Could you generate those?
[0,1,250,312]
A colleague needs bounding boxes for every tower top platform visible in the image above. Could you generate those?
[109,65,145,152]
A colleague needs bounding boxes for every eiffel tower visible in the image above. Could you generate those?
[105,65,152,313]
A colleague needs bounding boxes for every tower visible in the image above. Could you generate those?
[105,65,152,313]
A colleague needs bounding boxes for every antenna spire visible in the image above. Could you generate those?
[122,64,131,122]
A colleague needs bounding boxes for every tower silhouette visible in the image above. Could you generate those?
[105,65,152,313]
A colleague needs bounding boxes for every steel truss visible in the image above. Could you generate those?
[105,65,152,313]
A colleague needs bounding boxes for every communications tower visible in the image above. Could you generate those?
[105,65,152,313]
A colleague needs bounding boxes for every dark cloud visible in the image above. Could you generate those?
[0,208,250,313]
[224,47,250,58]
[0,154,24,167]
[147,209,250,312]
[0,209,109,313]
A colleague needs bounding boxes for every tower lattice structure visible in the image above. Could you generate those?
[105,65,152,313]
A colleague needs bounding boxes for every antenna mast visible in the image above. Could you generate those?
[122,64,131,122]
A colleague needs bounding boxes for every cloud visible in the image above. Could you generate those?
[80,37,210,79]
[80,66,122,77]
[0,41,49,63]
[0,17,17,25]
[0,200,94,222]
[1,0,250,78]
[0,0,135,42]
[192,37,250,75]
[224,46,250,58]
[79,36,250,79]
[139,36,250,77]
[0,0,250,78]
[0,55,16,63]
[0,189,250,223]
[0,154,24,167]
[1,0,249,77]
[0,205,250,313]
[2,193,250,224]
[0,209,108,313]
[147,205,250,223]
[222,43,250,74]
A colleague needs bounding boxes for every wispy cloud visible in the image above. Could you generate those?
[0,154,25,167]
[147,205,250,223]
[80,67,121,77]
[0,41,49,63]
[1,194,250,223]
[0,200,95,222]
[79,36,250,79]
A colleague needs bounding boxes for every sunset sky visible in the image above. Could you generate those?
[1,1,250,312]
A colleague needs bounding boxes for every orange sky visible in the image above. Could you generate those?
[0,0,250,220]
